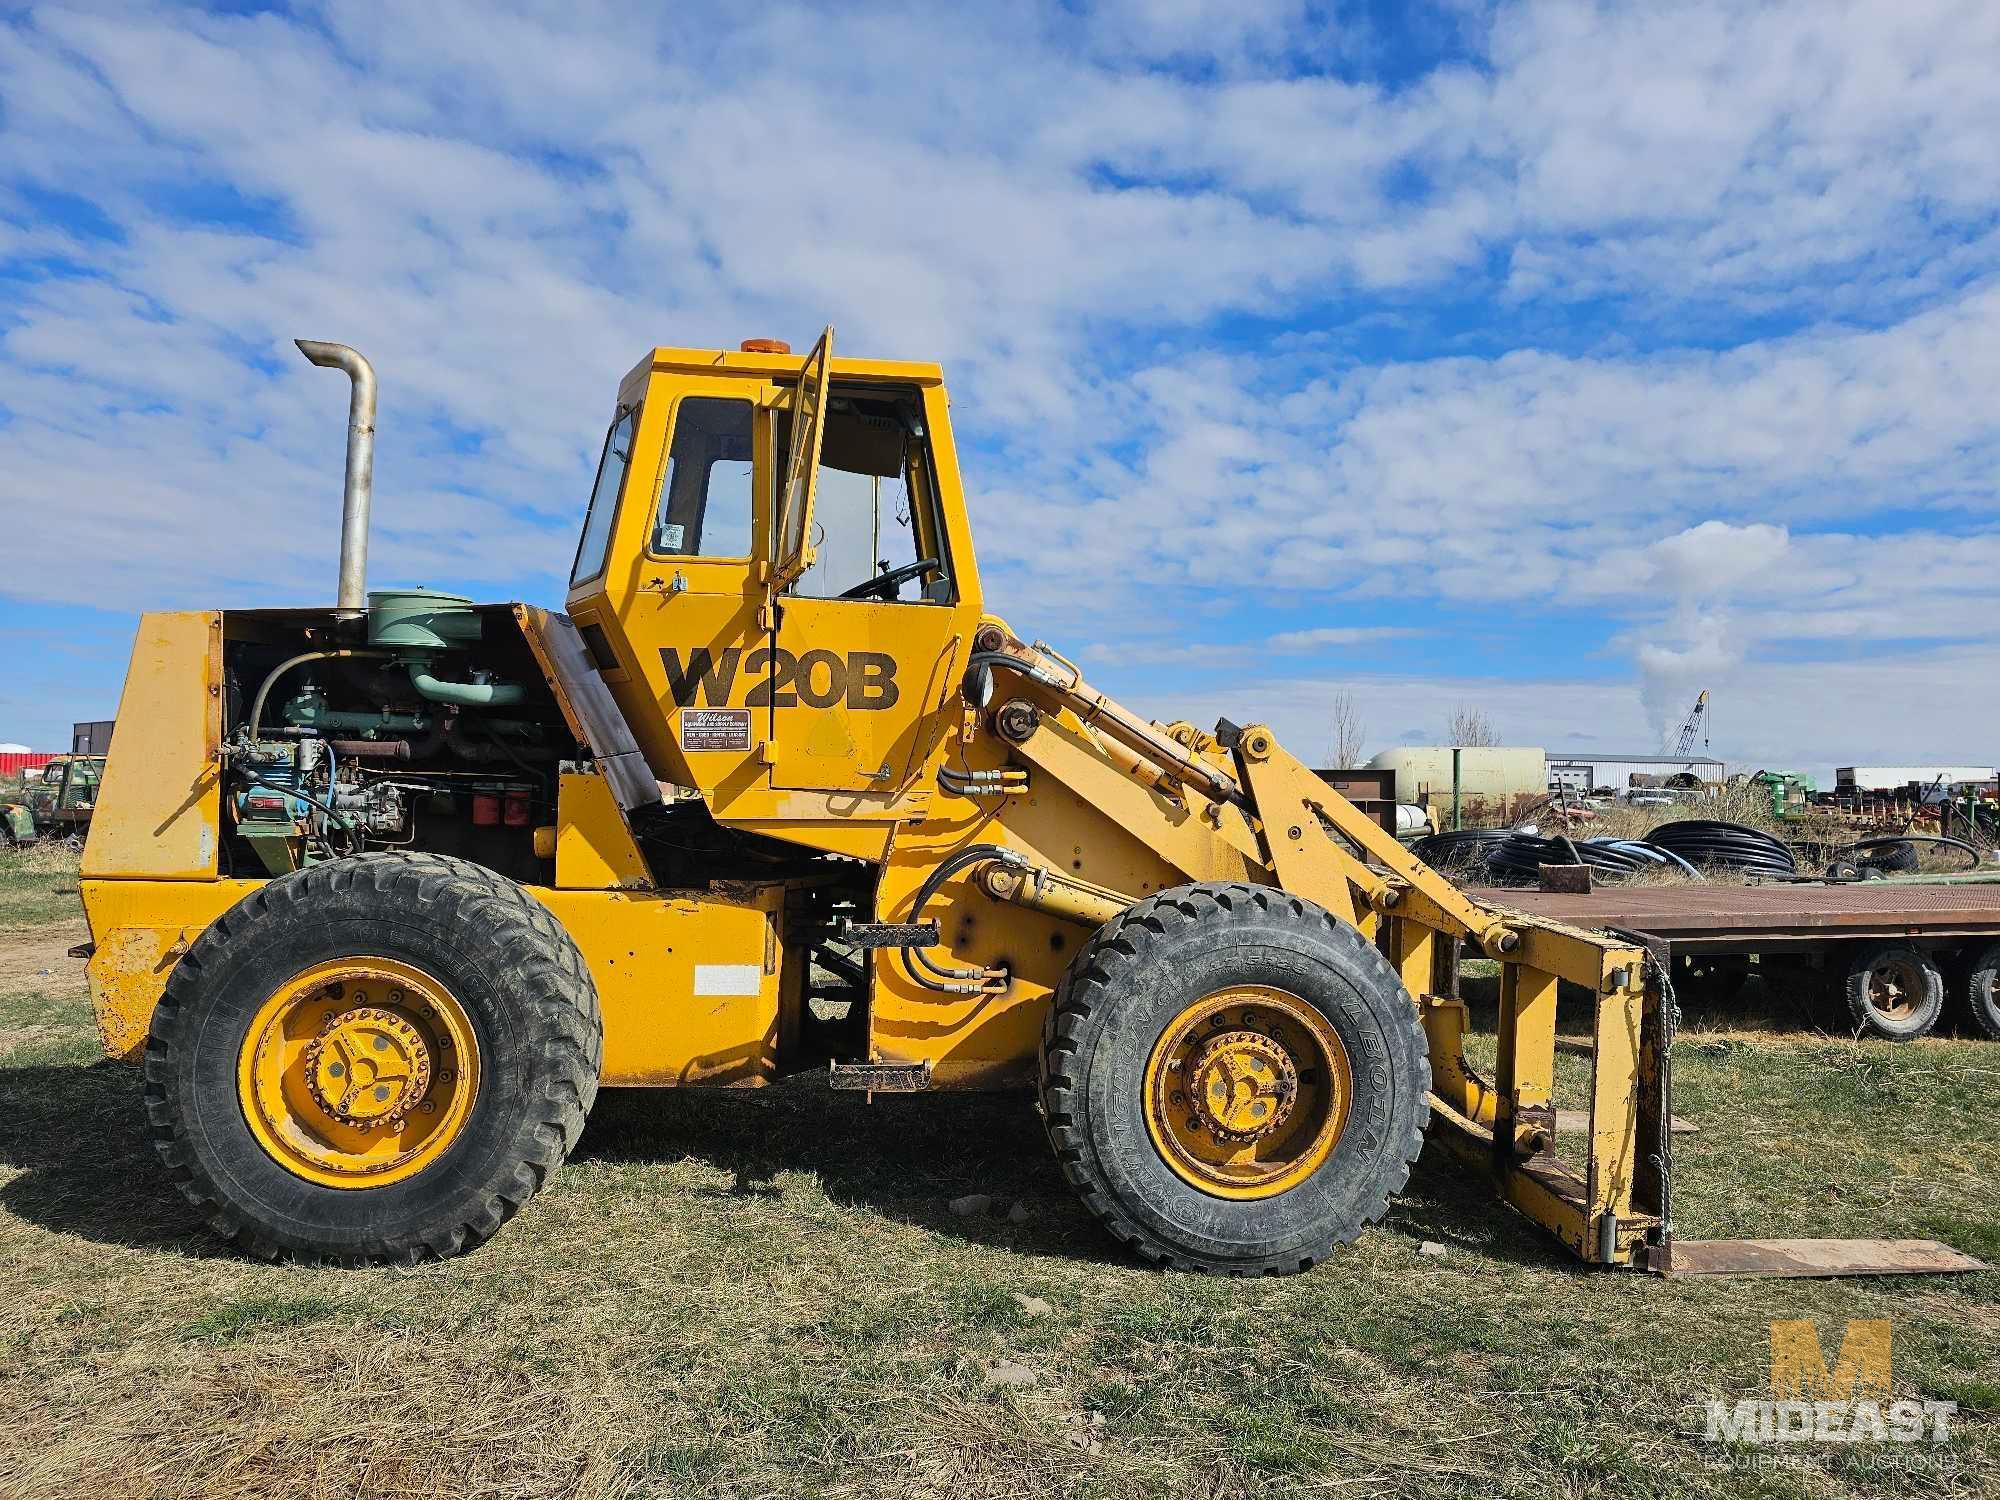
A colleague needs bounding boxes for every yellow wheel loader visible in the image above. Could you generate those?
[73,331,1974,1278]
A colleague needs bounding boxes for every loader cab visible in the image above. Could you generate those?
[565,332,983,831]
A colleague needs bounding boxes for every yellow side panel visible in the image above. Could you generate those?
[82,611,223,881]
[84,876,788,1089]
[82,877,260,1062]
[533,887,783,1087]
[555,771,651,888]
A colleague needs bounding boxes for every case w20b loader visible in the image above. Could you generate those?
[73,331,1980,1280]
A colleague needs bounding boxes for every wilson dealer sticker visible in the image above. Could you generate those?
[679,707,753,752]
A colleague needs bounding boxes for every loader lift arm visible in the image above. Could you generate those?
[966,631,1666,1269]
[967,633,1983,1277]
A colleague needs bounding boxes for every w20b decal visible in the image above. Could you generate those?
[661,646,899,710]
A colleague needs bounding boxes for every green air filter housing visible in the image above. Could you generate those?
[365,588,484,651]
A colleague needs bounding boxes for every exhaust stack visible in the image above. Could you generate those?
[294,339,377,620]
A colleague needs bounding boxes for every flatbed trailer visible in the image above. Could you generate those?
[1466,880,2000,1041]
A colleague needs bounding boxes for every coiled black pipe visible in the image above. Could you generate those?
[1643,820,1797,877]
[1411,827,1511,873]
[1483,833,1662,885]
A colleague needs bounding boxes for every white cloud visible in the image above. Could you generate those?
[1645,522,1790,599]
[1267,626,1428,651]
[1,1,1997,769]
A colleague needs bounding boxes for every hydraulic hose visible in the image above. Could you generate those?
[245,648,392,743]
[898,843,1029,992]
[966,647,1245,808]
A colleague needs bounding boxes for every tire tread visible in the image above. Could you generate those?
[1037,880,1430,1276]
[144,852,601,1264]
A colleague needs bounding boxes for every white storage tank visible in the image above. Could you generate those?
[1366,746,1547,825]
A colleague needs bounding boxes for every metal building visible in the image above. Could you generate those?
[1548,753,1726,793]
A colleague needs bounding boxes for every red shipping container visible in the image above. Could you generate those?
[0,752,60,778]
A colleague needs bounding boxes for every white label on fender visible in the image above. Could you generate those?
[693,963,761,997]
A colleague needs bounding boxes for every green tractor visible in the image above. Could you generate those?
[1748,769,1815,821]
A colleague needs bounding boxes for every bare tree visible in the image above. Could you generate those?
[1326,690,1367,769]
[1444,704,1499,748]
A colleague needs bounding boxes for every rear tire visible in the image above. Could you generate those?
[145,853,601,1263]
[1039,882,1430,1275]
[1962,943,2000,1041]
[1842,942,1944,1042]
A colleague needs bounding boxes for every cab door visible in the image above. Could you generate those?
[765,356,973,793]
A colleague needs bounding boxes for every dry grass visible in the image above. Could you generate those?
[0,848,1995,1499]
[1554,780,1806,844]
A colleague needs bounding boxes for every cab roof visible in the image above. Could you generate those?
[620,345,945,400]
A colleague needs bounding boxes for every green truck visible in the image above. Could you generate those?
[1,755,107,847]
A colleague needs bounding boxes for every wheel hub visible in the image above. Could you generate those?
[1143,985,1353,1200]
[1187,1029,1297,1142]
[1868,960,1920,1019]
[303,1005,433,1130]
[238,956,481,1189]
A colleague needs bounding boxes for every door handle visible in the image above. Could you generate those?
[643,571,688,598]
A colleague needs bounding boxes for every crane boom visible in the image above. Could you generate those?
[1672,689,1709,758]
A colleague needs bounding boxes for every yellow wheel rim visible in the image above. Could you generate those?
[1143,985,1352,1200]
[237,956,482,1189]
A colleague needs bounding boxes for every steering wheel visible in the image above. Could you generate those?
[837,557,942,601]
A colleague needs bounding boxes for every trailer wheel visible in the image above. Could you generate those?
[1038,882,1429,1275]
[145,852,601,1263]
[1842,943,1944,1042]
[1962,943,2000,1041]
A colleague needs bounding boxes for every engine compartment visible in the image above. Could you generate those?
[220,594,574,884]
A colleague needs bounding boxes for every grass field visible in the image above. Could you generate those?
[0,848,1995,1499]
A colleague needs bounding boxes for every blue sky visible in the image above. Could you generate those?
[3,1,1998,778]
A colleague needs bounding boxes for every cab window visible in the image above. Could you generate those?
[782,386,953,603]
[570,404,639,586]
[652,396,754,559]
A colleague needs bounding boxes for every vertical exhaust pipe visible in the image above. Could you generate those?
[294,339,377,621]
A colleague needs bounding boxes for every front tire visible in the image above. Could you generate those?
[145,853,601,1263]
[1039,883,1429,1275]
